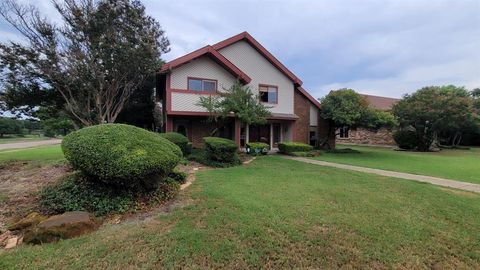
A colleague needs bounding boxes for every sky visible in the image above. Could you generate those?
[1,0,479,99]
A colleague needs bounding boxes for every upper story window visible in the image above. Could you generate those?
[259,85,278,104]
[188,77,217,91]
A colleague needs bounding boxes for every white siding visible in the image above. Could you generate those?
[171,92,209,112]
[309,105,318,126]
[218,41,295,114]
[170,56,236,91]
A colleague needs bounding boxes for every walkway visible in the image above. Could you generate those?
[283,156,480,193]
[0,139,62,150]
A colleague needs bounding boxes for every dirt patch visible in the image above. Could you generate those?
[0,161,71,235]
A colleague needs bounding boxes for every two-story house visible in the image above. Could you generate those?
[157,32,333,149]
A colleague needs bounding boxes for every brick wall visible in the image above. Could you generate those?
[337,127,395,145]
[293,90,310,144]
[294,90,336,148]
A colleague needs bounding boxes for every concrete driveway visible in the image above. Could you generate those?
[0,139,62,150]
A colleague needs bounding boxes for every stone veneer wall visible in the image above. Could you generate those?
[337,127,395,146]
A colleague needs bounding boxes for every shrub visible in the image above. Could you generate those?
[246,142,269,155]
[62,124,182,187]
[203,137,239,163]
[40,173,179,216]
[159,132,191,155]
[168,169,187,184]
[393,130,419,150]
[278,142,313,154]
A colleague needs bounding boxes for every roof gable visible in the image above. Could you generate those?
[212,32,302,86]
[159,46,251,84]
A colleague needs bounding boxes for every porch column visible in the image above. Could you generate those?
[234,119,241,148]
[269,123,273,149]
[246,124,250,144]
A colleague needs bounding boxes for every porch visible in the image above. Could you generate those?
[166,115,295,150]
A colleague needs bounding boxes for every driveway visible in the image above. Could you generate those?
[0,139,62,150]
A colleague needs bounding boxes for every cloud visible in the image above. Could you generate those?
[1,0,479,99]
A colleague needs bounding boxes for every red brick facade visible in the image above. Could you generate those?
[293,90,336,148]
[293,90,310,143]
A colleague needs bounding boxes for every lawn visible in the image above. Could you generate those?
[0,145,64,164]
[0,134,50,144]
[313,144,480,184]
[1,156,479,269]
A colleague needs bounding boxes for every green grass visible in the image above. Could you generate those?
[1,156,478,269]
[0,145,64,164]
[0,134,50,144]
[313,144,480,184]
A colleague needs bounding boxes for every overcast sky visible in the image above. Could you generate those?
[1,0,479,99]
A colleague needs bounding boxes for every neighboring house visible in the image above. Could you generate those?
[337,94,400,145]
[157,32,334,149]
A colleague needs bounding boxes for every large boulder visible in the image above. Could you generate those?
[24,211,96,244]
[8,212,47,231]
[62,124,182,186]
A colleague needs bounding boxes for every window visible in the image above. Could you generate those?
[259,85,278,103]
[339,126,349,138]
[188,78,217,91]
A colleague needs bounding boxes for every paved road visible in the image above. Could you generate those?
[283,156,480,193]
[0,139,62,150]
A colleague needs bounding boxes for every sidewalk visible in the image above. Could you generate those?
[283,156,480,193]
[0,139,62,150]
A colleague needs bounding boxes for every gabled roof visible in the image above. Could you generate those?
[297,87,321,109]
[159,45,251,84]
[361,94,400,111]
[159,32,321,109]
[212,32,303,86]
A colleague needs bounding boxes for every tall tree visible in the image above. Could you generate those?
[319,88,397,148]
[393,85,476,150]
[0,0,169,126]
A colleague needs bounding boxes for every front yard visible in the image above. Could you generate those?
[1,153,479,269]
[314,145,480,184]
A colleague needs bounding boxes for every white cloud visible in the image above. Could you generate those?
[1,0,479,99]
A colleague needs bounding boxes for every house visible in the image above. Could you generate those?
[337,94,400,145]
[156,32,334,149]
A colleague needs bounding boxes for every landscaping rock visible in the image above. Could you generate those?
[24,211,95,244]
[4,236,19,249]
[8,212,47,231]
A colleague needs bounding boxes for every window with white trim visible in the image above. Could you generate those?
[188,78,217,91]
[259,85,278,103]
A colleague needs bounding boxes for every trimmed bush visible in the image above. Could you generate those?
[203,137,240,165]
[246,142,269,155]
[159,132,191,155]
[62,124,182,186]
[168,169,187,184]
[393,130,419,150]
[40,173,179,216]
[278,142,313,154]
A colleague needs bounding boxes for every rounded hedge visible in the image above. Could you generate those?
[159,132,191,155]
[278,142,313,154]
[203,137,238,162]
[62,124,182,185]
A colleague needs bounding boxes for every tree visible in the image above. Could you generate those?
[0,117,22,137]
[0,0,169,126]
[392,85,476,150]
[197,82,271,136]
[319,89,397,148]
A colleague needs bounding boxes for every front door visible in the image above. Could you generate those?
[272,123,281,148]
